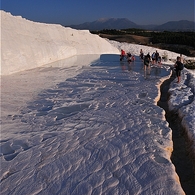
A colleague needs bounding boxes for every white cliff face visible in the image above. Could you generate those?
[1,11,119,75]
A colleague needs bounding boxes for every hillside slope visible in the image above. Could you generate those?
[1,11,119,75]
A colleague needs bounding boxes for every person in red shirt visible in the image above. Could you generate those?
[120,49,126,61]
[131,55,135,61]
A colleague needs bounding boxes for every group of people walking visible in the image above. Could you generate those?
[142,50,184,83]
[140,49,161,65]
[140,49,162,73]
[120,49,161,72]
[120,48,184,83]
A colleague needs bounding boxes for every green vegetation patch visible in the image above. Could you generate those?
[91,29,195,57]
[184,60,195,69]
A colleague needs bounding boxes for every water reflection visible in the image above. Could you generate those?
[99,54,168,79]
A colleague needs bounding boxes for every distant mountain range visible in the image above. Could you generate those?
[69,18,195,31]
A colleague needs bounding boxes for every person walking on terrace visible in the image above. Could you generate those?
[143,55,151,78]
[174,56,184,83]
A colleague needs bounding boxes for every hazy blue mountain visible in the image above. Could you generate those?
[69,18,139,30]
[68,18,195,31]
[153,20,195,31]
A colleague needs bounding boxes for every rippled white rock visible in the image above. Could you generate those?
[1,54,185,194]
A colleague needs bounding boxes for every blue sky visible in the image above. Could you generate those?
[1,0,194,26]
